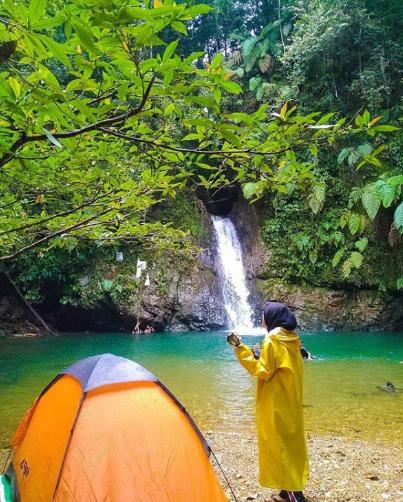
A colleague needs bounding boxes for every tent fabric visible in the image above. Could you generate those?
[11,375,82,502]
[55,382,226,502]
[62,353,157,392]
[10,354,227,502]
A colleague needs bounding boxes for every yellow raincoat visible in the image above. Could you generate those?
[235,327,309,491]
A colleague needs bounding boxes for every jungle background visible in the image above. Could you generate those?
[0,0,402,334]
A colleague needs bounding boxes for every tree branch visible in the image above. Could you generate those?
[99,128,331,157]
[0,208,114,262]
[0,77,155,169]
[3,269,58,335]
[0,189,119,237]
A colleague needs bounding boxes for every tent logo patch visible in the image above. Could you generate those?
[20,459,30,477]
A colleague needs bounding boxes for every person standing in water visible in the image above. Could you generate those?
[227,300,309,502]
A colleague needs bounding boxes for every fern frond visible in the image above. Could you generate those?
[362,188,381,220]
[375,180,396,208]
[394,201,403,232]
[308,182,326,214]
[348,213,361,235]
[348,187,362,208]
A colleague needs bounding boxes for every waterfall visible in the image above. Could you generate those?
[212,216,254,331]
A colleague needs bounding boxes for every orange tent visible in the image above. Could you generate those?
[9,354,228,502]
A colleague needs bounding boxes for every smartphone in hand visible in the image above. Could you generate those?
[227,332,241,347]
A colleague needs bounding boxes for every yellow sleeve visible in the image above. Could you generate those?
[235,338,277,381]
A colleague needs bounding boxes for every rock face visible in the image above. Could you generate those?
[257,278,403,331]
[124,247,227,332]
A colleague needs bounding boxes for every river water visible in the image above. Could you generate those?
[0,331,402,449]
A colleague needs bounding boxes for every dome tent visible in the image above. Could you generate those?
[8,354,228,501]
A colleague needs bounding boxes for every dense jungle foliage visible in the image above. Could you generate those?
[0,0,401,308]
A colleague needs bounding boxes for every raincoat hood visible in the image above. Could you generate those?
[269,327,301,353]
[263,301,297,332]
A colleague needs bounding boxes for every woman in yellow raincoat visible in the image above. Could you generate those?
[227,301,309,502]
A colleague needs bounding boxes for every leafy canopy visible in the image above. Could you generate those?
[0,0,396,264]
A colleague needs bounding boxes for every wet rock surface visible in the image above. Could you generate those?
[133,258,227,331]
[258,279,403,331]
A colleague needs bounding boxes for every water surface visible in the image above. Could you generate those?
[0,331,402,448]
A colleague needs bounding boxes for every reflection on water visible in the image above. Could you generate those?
[0,331,402,448]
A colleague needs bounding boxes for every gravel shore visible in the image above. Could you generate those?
[209,431,402,502]
[2,433,402,501]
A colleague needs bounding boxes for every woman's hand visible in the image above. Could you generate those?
[227,332,241,347]
[252,344,261,358]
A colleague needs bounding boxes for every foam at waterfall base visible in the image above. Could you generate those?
[230,326,267,337]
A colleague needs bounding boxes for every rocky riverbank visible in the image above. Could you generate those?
[210,431,402,502]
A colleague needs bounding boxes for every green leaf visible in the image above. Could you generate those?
[183,51,205,64]
[280,102,288,119]
[242,37,257,58]
[309,143,318,157]
[163,39,179,62]
[355,237,368,252]
[376,181,395,208]
[308,182,326,214]
[394,202,403,232]
[373,125,399,132]
[348,212,360,235]
[362,189,381,220]
[40,35,71,68]
[187,4,212,16]
[221,81,242,94]
[182,133,200,141]
[28,0,47,24]
[0,77,13,98]
[365,156,382,168]
[342,259,352,278]
[121,7,151,20]
[332,249,345,268]
[171,21,187,34]
[350,251,363,269]
[8,77,21,98]
[210,53,223,69]
[249,77,262,92]
[362,109,370,124]
[102,279,113,291]
[219,129,240,146]
[357,143,372,156]
[71,19,98,53]
[243,182,258,200]
[387,175,403,188]
[33,13,66,29]
[348,150,359,167]
[348,187,362,208]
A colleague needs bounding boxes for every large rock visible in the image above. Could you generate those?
[257,278,403,331]
[123,248,227,331]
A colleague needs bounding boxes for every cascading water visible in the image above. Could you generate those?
[212,216,254,331]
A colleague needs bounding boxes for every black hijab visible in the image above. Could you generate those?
[262,301,297,332]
